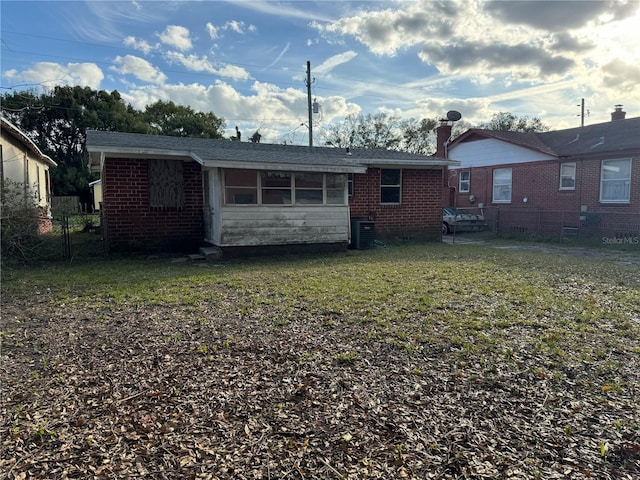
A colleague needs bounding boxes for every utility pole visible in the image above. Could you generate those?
[306,60,313,147]
[578,98,585,127]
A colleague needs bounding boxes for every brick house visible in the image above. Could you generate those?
[348,153,452,242]
[86,130,456,254]
[1,116,57,233]
[445,107,639,238]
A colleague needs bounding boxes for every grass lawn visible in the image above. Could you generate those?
[1,243,639,479]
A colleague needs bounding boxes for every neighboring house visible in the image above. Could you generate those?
[446,107,640,237]
[86,130,457,254]
[89,179,102,211]
[1,116,57,233]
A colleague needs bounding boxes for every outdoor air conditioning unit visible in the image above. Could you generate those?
[350,220,375,249]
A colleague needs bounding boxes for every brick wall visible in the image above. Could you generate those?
[349,168,443,241]
[102,158,204,252]
[448,155,639,237]
[451,155,639,214]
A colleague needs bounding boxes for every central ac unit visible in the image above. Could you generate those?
[350,220,375,249]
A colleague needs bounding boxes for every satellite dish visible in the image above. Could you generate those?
[446,110,462,121]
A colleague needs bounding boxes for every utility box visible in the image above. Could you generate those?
[350,220,375,249]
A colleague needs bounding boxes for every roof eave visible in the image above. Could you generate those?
[201,159,367,174]
[1,117,57,167]
[358,158,460,169]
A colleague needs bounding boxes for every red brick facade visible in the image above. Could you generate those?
[102,158,204,252]
[448,155,639,237]
[450,155,639,212]
[349,168,443,241]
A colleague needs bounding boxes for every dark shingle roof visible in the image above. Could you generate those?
[86,130,457,172]
[449,117,640,157]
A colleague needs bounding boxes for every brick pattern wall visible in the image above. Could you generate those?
[349,168,443,241]
[452,155,640,213]
[102,158,204,252]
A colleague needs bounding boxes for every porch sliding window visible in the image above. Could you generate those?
[225,170,258,204]
[262,172,292,204]
[224,170,346,205]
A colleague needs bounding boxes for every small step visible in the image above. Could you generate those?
[200,246,223,262]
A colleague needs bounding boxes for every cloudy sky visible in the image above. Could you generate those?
[2,0,639,144]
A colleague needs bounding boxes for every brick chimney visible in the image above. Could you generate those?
[435,122,452,158]
[611,104,626,121]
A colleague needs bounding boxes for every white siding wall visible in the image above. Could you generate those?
[204,168,224,245]
[1,134,50,208]
[449,138,555,168]
[219,206,350,246]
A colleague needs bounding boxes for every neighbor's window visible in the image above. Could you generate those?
[347,173,354,197]
[380,169,401,204]
[492,168,512,203]
[559,162,576,190]
[35,165,42,202]
[261,171,292,204]
[149,159,184,209]
[459,171,470,193]
[295,173,323,204]
[600,158,631,203]
[225,170,258,204]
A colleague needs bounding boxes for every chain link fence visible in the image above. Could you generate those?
[449,205,640,245]
[1,212,105,265]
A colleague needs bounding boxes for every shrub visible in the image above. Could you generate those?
[1,177,47,263]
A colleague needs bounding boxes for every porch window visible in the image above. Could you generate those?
[559,163,576,190]
[381,169,401,204]
[261,171,292,204]
[459,171,470,193]
[600,158,631,203]
[327,174,346,204]
[295,173,323,204]
[225,170,258,204]
[492,168,512,203]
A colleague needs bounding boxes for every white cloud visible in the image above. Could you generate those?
[159,25,192,51]
[265,43,290,69]
[314,51,358,75]
[225,20,244,34]
[112,55,167,84]
[118,79,361,144]
[206,19,257,38]
[165,51,250,80]
[123,36,154,54]
[3,62,103,90]
[206,22,218,39]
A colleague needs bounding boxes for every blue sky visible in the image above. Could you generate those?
[2,1,639,144]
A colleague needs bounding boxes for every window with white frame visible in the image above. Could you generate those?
[459,171,470,193]
[36,165,42,202]
[294,173,323,204]
[380,169,401,204]
[326,174,346,204]
[225,170,258,204]
[347,173,354,197]
[261,171,292,204]
[559,162,576,190]
[492,168,512,203]
[600,158,631,203]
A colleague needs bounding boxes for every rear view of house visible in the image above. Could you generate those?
[86,131,457,255]
[446,107,639,239]
[1,116,57,233]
